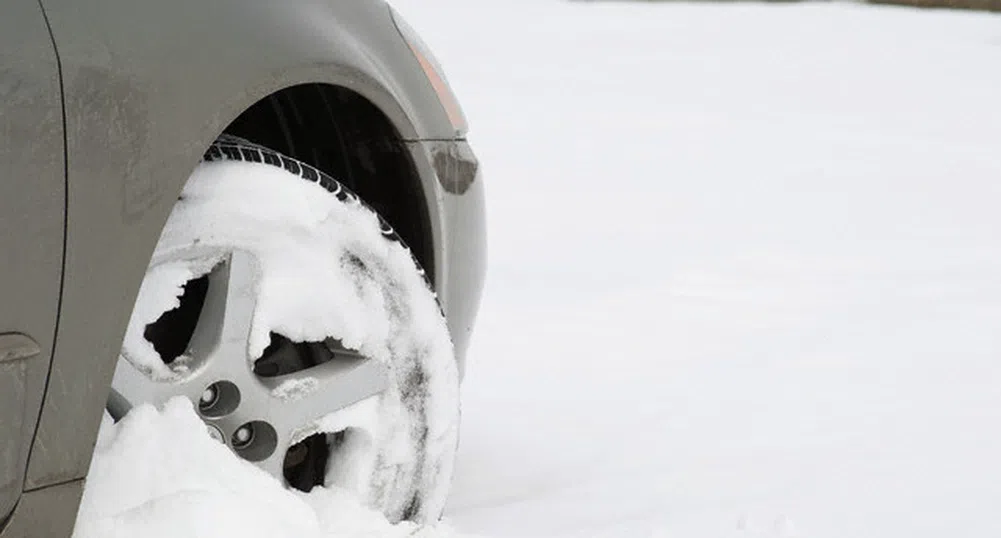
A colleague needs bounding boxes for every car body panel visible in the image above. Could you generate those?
[24,0,484,505]
[0,480,81,538]
[408,140,486,378]
[0,0,65,524]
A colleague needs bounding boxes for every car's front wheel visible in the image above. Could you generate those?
[112,137,459,522]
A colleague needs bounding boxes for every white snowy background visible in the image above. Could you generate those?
[77,1,1001,537]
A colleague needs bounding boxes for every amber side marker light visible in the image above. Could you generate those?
[390,7,469,134]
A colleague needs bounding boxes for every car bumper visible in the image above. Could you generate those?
[406,140,486,378]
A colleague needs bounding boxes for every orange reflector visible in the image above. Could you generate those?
[390,7,468,134]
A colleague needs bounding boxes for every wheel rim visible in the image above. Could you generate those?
[111,152,461,521]
[113,247,389,485]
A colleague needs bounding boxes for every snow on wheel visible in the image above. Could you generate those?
[112,137,459,522]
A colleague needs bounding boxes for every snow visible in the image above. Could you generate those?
[389,1,1001,537]
[78,1,1001,538]
[75,402,465,538]
[121,256,222,381]
[154,160,432,365]
[273,378,321,402]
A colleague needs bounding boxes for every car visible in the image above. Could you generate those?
[0,0,485,535]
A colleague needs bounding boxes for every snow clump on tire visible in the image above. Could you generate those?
[117,138,459,522]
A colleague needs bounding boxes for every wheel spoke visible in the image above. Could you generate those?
[234,356,388,481]
[229,354,386,440]
[111,351,216,409]
[187,250,259,369]
[114,249,264,420]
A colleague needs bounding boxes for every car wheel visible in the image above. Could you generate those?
[111,136,459,522]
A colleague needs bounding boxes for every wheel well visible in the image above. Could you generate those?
[222,84,434,284]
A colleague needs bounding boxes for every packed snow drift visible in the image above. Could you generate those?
[74,403,465,538]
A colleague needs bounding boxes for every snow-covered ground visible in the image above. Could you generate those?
[77,1,1001,537]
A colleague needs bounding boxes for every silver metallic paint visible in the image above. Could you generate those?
[0,0,65,524]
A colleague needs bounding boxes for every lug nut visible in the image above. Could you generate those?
[198,383,221,412]
[233,424,254,447]
[195,380,239,418]
[229,421,277,462]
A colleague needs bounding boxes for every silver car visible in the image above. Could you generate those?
[0,0,485,535]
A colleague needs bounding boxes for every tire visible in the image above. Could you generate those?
[113,136,459,522]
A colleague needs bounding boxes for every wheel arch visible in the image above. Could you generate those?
[221,83,436,282]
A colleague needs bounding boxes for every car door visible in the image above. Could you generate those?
[0,0,66,524]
